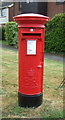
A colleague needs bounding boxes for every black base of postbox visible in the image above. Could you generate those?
[18,92,43,107]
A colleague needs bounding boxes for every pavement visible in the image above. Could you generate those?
[44,53,64,63]
[0,44,17,51]
[0,44,65,63]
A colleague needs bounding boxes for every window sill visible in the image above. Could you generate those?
[0,16,6,18]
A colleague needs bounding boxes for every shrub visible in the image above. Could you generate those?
[5,22,18,48]
[0,25,5,40]
[2,25,5,40]
[0,27,2,40]
[45,13,65,54]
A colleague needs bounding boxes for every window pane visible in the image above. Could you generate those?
[1,8,6,16]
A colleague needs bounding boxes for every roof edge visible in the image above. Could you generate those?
[0,3,14,9]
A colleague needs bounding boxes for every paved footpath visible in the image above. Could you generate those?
[0,44,65,63]
[44,53,64,63]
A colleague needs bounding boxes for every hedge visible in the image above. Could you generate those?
[0,25,5,40]
[5,22,18,48]
[45,13,65,54]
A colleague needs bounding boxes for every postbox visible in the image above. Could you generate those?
[13,13,49,107]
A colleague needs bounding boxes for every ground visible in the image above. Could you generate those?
[0,47,64,119]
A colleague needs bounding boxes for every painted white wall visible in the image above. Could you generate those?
[0,8,9,24]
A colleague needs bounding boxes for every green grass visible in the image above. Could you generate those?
[1,47,64,118]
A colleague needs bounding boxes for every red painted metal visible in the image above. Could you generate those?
[13,13,49,95]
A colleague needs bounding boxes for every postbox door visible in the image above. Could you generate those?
[19,35,44,95]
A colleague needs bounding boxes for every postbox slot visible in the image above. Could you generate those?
[22,33,42,39]
[22,33,41,36]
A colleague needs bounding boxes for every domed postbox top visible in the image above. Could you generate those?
[13,13,50,28]
[14,13,49,18]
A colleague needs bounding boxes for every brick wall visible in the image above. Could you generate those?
[9,3,21,21]
[9,6,14,21]
[63,3,65,13]
[14,2,21,16]
[47,2,64,18]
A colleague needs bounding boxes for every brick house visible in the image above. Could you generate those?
[0,1,65,25]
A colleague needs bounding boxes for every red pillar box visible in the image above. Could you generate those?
[13,13,49,107]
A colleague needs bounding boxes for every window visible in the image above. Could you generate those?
[56,0,65,3]
[1,8,6,17]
